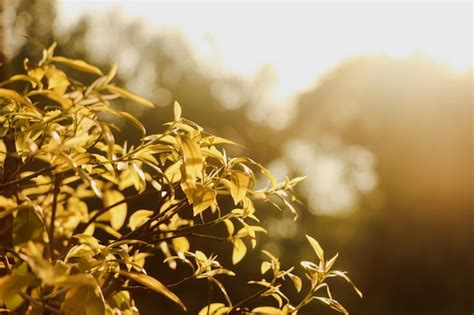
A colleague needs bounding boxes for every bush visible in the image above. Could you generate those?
[0,43,361,314]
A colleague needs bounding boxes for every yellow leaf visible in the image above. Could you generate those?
[223,219,234,236]
[0,140,6,169]
[45,66,69,95]
[103,190,127,230]
[0,74,43,89]
[27,67,45,82]
[164,160,183,183]
[30,90,72,108]
[260,261,271,275]
[0,88,31,107]
[173,101,182,121]
[230,171,251,204]
[192,185,216,216]
[252,306,284,314]
[103,107,146,135]
[172,237,190,253]
[50,56,103,76]
[12,207,43,246]
[0,274,34,310]
[62,285,105,315]
[306,235,324,261]
[232,238,247,264]
[288,273,302,292]
[105,85,154,108]
[128,210,153,230]
[198,303,229,315]
[118,271,186,311]
[180,136,203,183]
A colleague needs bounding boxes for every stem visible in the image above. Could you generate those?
[48,173,62,260]
[229,286,271,312]
[0,166,55,190]
[19,292,61,314]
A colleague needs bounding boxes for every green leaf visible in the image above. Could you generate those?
[306,235,324,261]
[50,56,103,76]
[118,271,186,311]
[62,285,105,315]
[104,85,154,108]
[12,207,43,246]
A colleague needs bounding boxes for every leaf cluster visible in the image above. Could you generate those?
[0,43,360,314]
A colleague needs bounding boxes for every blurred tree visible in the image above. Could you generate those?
[288,56,473,314]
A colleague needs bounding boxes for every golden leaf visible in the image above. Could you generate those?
[62,284,105,315]
[128,210,153,230]
[0,88,31,107]
[50,56,103,76]
[104,85,154,108]
[173,101,182,121]
[103,190,127,230]
[306,234,324,261]
[229,171,251,204]
[118,271,186,311]
[192,185,216,216]
[232,238,247,264]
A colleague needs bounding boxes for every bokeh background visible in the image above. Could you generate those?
[1,1,472,314]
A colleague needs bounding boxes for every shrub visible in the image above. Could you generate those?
[0,43,361,314]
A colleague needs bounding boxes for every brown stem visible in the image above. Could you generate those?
[48,173,62,260]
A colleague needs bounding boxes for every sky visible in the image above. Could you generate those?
[57,1,473,109]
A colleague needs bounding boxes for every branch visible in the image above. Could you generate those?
[48,173,62,260]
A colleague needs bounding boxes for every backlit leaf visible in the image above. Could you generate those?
[192,185,216,216]
[0,88,31,107]
[198,303,228,315]
[232,238,247,264]
[45,66,69,95]
[118,271,186,311]
[172,237,190,253]
[180,136,203,183]
[173,101,182,121]
[105,85,154,108]
[103,190,127,230]
[0,274,34,310]
[50,56,103,76]
[128,210,153,230]
[12,207,43,246]
[229,171,251,204]
[306,235,324,261]
[252,306,284,314]
[62,284,105,315]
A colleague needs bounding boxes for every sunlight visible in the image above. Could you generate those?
[57,1,473,107]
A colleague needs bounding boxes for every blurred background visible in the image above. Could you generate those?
[1,0,472,314]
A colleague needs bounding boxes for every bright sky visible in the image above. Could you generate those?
[58,1,473,107]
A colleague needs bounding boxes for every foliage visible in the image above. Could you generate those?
[0,43,361,314]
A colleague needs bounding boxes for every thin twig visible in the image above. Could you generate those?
[48,173,62,260]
